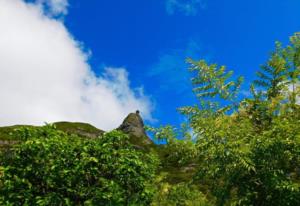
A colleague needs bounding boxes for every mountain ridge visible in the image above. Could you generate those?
[0,111,153,151]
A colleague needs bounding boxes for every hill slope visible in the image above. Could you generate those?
[0,112,196,184]
[0,111,154,151]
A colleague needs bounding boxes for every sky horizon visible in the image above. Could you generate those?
[0,0,300,130]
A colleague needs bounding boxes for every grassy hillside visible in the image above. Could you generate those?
[53,122,104,138]
[0,125,33,141]
[0,122,104,150]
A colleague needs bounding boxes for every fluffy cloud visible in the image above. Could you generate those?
[166,0,206,16]
[0,0,153,130]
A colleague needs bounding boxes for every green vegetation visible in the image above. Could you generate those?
[0,125,34,141]
[54,122,104,138]
[151,183,212,206]
[0,126,158,205]
[0,33,299,205]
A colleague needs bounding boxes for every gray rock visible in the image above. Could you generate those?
[118,110,153,147]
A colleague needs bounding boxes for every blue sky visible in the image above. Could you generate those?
[1,0,300,129]
[62,0,300,126]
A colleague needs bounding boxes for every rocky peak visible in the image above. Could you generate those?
[118,110,153,147]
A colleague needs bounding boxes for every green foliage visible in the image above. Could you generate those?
[0,125,35,141]
[180,33,300,205]
[151,183,212,206]
[147,125,198,167]
[182,58,243,117]
[254,42,289,99]
[0,125,159,205]
[150,33,299,205]
[245,117,300,205]
[178,59,244,139]
[187,58,243,101]
[192,111,300,205]
[53,122,104,138]
[254,34,300,107]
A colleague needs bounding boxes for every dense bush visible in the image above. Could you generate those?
[147,125,198,167]
[189,110,300,205]
[0,126,159,205]
[151,183,211,206]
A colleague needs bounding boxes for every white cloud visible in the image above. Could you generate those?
[0,0,153,130]
[166,0,206,16]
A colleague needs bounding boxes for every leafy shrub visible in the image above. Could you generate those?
[147,125,198,167]
[192,113,300,205]
[0,125,159,205]
[151,183,212,206]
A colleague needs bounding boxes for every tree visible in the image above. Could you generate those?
[284,33,300,112]
[254,34,300,112]
[254,42,288,100]
[180,34,300,205]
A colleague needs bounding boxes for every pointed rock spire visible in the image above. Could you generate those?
[118,110,153,147]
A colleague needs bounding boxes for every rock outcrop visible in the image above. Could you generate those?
[118,110,153,148]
